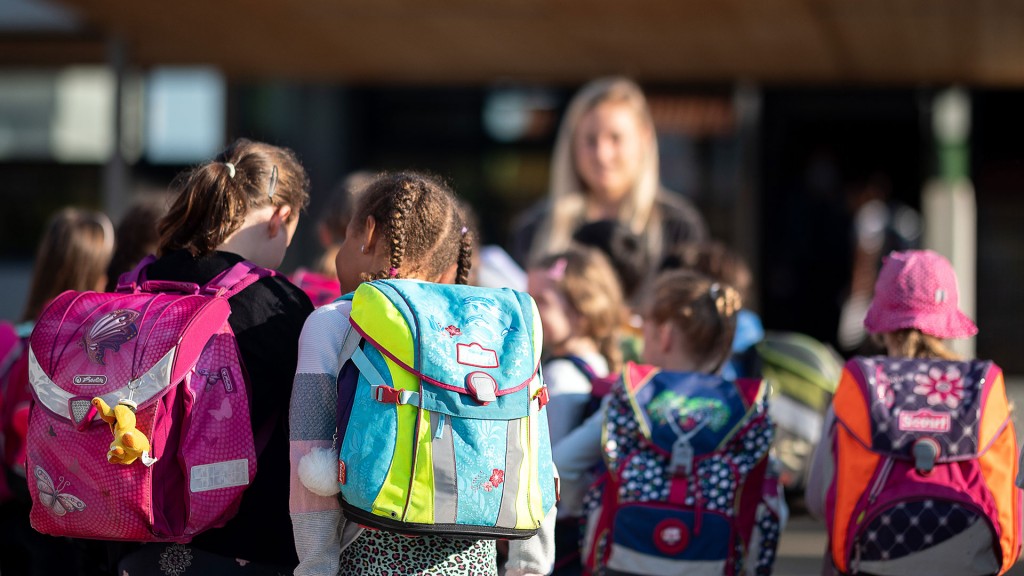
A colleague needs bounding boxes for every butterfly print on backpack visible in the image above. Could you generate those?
[80,309,140,365]
[34,465,86,516]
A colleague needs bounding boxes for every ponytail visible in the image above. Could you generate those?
[158,138,309,257]
[598,332,623,375]
[648,270,742,374]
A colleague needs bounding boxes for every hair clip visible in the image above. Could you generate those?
[388,267,399,278]
[95,213,115,256]
[461,226,468,236]
[709,282,722,299]
[547,258,568,282]
[267,165,279,199]
[224,162,236,179]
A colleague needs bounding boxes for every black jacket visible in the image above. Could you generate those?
[144,250,314,567]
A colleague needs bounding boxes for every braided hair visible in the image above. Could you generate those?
[353,171,472,284]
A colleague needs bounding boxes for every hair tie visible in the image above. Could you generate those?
[267,165,279,199]
[547,258,568,282]
[224,162,236,179]
[388,267,399,278]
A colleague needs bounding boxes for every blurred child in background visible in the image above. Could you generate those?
[526,245,624,574]
[105,191,173,290]
[2,207,115,576]
[292,171,372,306]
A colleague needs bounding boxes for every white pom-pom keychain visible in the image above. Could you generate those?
[298,430,341,497]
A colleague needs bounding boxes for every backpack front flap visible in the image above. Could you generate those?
[343,279,553,538]
[830,357,1018,574]
[29,290,230,426]
[622,365,768,468]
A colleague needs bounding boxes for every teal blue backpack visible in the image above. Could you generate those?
[334,279,557,539]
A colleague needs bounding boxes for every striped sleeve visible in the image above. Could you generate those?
[290,300,352,576]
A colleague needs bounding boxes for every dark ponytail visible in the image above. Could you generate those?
[158,138,309,257]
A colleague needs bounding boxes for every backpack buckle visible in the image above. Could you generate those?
[533,387,550,410]
[466,372,497,405]
[912,437,940,474]
[371,385,419,405]
[671,438,695,476]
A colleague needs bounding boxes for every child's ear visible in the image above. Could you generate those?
[656,321,675,354]
[268,205,294,238]
[362,216,378,253]
[316,222,334,248]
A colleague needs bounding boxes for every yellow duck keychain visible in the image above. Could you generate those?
[91,397,158,467]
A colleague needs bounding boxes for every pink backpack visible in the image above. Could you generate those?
[25,257,272,542]
[0,321,28,503]
[290,268,341,308]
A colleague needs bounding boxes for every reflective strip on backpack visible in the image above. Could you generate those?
[27,346,176,422]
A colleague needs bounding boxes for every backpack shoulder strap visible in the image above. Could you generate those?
[555,355,620,399]
[203,261,277,299]
[552,355,597,379]
[0,322,21,376]
[622,362,659,394]
[339,317,362,364]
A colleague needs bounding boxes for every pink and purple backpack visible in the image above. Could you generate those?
[25,257,272,542]
[827,357,1021,575]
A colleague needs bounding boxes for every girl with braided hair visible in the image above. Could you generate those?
[289,171,553,576]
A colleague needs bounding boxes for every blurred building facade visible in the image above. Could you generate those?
[1,0,1022,370]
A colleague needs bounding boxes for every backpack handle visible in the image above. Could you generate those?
[201,261,277,299]
[139,280,202,295]
[115,255,276,298]
[116,255,159,293]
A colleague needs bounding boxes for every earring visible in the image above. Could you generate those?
[360,244,366,254]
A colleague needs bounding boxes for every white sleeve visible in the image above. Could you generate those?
[551,400,605,518]
[544,359,594,447]
[805,405,836,521]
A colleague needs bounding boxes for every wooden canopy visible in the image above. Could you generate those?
[3,0,1024,85]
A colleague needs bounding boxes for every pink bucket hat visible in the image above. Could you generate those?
[864,249,978,339]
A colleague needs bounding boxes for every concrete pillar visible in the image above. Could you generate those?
[734,83,762,312]
[922,88,975,358]
[102,37,130,222]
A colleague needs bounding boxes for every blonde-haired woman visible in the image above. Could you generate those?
[510,76,706,275]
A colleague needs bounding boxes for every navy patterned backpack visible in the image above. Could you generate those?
[581,363,779,575]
